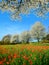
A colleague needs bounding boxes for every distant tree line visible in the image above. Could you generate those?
[0,22,49,45]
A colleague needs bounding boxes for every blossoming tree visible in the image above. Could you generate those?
[0,0,49,19]
[31,22,46,42]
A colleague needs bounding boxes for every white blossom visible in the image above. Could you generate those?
[0,0,49,19]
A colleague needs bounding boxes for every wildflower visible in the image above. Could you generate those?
[32,50,34,53]
[3,58,6,62]
[30,54,32,57]
[6,61,10,64]
[8,55,11,59]
[23,55,29,60]
[13,53,17,58]
[29,60,33,65]
[34,57,36,60]
[0,61,3,65]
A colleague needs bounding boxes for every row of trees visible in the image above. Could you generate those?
[1,31,31,44]
[0,22,49,44]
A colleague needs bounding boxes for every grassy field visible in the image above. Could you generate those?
[0,43,49,65]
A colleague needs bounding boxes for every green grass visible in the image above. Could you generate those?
[30,42,49,46]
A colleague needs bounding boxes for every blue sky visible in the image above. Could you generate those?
[0,10,49,40]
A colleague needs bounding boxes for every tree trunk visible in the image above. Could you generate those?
[37,38,40,43]
[26,39,30,43]
[26,41,29,44]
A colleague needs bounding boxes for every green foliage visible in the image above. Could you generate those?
[46,34,49,40]
[42,34,49,43]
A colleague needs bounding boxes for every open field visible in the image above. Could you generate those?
[0,43,49,65]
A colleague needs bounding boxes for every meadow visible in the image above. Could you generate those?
[0,43,49,65]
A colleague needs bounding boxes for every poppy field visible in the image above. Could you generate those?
[0,44,49,65]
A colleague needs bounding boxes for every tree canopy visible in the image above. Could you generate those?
[31,22,45,42]
[0,0,49,19]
